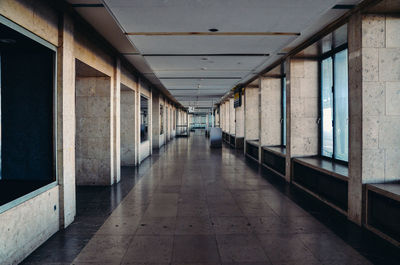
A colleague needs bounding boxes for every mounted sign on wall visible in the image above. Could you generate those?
[234,87,242,108]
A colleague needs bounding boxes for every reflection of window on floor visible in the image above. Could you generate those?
[321,48,349,162]
[0,20,56,207]
[140,95,149,142]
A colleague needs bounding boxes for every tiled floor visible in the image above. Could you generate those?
[23,135,400,265]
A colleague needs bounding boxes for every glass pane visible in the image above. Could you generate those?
[321,57,333,157]
[282,77,287,146]
[140,96,148,142]
[334,49,349,161]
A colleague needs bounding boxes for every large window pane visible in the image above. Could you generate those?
[140,96,148,142]
[334,49,349,161]
[321,57,333,157]
[282,77,287,146]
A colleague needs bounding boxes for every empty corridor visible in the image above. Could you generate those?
[23,135,399,265]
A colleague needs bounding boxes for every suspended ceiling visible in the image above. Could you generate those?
[68,0,362,112]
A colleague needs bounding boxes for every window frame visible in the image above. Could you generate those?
[319,43,349,164]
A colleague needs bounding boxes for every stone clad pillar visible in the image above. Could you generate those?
[348,13,400,224]
[229,98,235,135]
[285,58,319,182]
[260,77,282,147]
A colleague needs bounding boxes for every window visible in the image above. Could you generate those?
[282,76,287,146]
[0,19,56,207]
[320,48,349,162]
[140,95,149,142]
[160,105,163,135]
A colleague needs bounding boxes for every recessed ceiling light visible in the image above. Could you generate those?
[0,38,16,44]
[208,28,219,32]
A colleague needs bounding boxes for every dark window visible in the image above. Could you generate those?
[320,48,349,162]
[140,95,149,142]
[0,21,55,206]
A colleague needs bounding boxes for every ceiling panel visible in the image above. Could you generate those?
[103,0,339,33]
[145,55,269,71]
[127,35,295,55]
[155,70,248,78]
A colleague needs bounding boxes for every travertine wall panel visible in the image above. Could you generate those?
[235,94,244,137]
[229,98,235,135]
[225,101,230,133]
[260,77,282,146]
[0,186,59,265]
[245,86,260,140]
[288,59,319,157]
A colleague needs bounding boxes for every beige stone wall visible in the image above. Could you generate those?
[260,77,282,146]
[235,94,245,137]
[225,101,230,133]
[245,86,260,140]
[0,186,59,265]
[288,59,319,157]
[121,89,135,166]
[229,98,235,135]
[348,14,400,224]
[76,77,112,185]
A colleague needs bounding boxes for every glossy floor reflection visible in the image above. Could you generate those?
[23,135,399,265]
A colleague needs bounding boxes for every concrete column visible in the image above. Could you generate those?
[112,59,121,183]
[260,77,282,147]
[135,79,141,165]
[348,13,400,224]
[152,93,160,149]
[57,13,75,228]
[229,98,235,135]
[286,58,319,182]
[120,85,135,166]
[235,94,244,137]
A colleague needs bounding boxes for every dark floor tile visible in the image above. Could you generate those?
[136,217,176,235]
[258,234,318,263]
[216,234,269,263]
[73,235,132,264]
[212,217,253,234]
[122,235,173,263]
[208,203,243,217]
[175,216,214,235]
[172,235,220,263]
[177,202,210,217]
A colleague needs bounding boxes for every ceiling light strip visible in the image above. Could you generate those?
[142,54,269,57]
[125,32,300,36]
[159,77,242,80]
